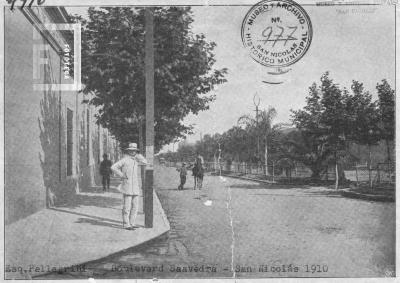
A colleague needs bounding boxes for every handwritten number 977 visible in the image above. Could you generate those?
[7,0,46,11]
[260,26,298,47]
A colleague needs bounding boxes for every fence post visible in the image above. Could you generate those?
[272,161,275,182]
[377,163,381,184]
[326,166,329,181]
[355,163,359,186]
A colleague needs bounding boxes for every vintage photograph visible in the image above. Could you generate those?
[3,0,396,280]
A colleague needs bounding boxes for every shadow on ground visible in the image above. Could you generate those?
[228,183,311,190]
[75,217,122,229]
[250,192,342,199]
[55,193,122,209]
[50,207,121,224]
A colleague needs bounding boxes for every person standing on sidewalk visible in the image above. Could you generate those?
[111,143,148,230]
[99,153,112,192]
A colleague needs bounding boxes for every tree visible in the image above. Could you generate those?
[376,79,395,166]
[292,73,351,187]
[346,80,381,188]
[176,141,196,162]
[238,107,278,175]
[319,73,350,189]
[195,133,221,161]
[291,81,330,179]
[74,7,227,151]
[220,126,251,162]
[280,130,331,179]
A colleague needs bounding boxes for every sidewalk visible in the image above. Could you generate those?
[5,180,170,279]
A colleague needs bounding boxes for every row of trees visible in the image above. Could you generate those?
[160,73,394,188]
[290,73,394,188]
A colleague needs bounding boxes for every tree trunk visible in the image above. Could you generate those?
[214,154,217,174]
[310,165,321,180]
[264,137,268,176]
[386,139,392,183]
[138,121,145,209]
[334,150,339,190]
[138,120,145,155]
[335,161,339,190]
[368,144,372,189]
[386,139,391,163]
[311,171,321,179]
[272,161,275,182]
[355,163,359,186]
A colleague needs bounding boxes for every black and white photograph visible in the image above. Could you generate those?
[2,0,397,280]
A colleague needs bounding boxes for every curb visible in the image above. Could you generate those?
[33,230,171,279]
[154,190,171,229]
[29,192,171,279]
[77,191,171,263]
[341,189,395,202]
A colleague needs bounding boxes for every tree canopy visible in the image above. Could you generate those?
[291,72,394,185]
[159,72,394,186]
[377,80,395,147]
[74,7,228,151]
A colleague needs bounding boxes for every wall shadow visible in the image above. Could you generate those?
[50,207,120,224]
[38,65,61,207]
[55,193,122,209]
[38,58,77,207]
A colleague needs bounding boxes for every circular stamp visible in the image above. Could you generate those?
[241,0,313,68]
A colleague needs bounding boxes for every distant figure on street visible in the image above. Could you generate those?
[192,152,204,189]
[111,143,148,230]
[99,153,112,191]
[176,162,188,190]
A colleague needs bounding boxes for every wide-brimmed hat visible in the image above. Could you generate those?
[125,142,140,152]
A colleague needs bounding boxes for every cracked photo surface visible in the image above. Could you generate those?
[2,0,397,281]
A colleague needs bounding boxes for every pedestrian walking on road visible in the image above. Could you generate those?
[177,162,188,190]
[111,143,148,230]
[99,153,112,191]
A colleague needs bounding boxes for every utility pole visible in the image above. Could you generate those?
[253,93,260,163]
[217,141,222,174]
[144,8,154,228]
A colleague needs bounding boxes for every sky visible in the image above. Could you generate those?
[66,4,396,152]
[181,4,395,144]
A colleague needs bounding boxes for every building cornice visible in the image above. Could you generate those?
[21,7,69,55]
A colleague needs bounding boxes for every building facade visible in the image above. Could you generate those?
[5,7,118,224]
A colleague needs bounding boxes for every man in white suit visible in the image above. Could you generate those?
[111,143,148,230]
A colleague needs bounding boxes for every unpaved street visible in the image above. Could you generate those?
[38,166,395,279]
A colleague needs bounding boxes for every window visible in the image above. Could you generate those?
[67,108,73,176]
